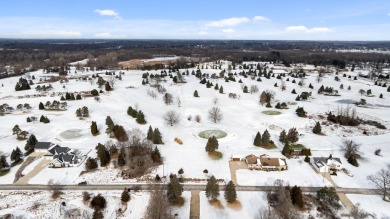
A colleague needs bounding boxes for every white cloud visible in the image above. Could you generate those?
[94,9,121,19]
[222,29,235,33]
[207,17,250,27]
[198,31,208,35]
[286,25,331,33]
[252,16,271,22]
[286,25,308,31]
[94,33,126,38]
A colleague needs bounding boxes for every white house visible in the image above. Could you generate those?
[312,155,342,173]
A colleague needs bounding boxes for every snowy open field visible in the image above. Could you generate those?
[347,194,390,219]
[1,61,390,217]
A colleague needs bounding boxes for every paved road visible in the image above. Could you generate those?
[0,183,380,195]
[190,190,200,219]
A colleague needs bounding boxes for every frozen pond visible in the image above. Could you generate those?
[198,130,227,139]
[60,129,83,139]
[335,99,390,108]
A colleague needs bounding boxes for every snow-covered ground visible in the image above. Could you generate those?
[0,63,389,189]
[199,191,268,219]
[347,194,390,219]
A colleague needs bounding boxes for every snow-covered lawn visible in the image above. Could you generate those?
[347,194,390,219]
[199,191,268,219]
[236,158,332,187]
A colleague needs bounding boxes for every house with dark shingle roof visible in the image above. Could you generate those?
[34,142,56,153]
[311,155,342,173]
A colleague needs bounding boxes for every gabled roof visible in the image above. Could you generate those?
[34,142,53,150]
[260,157,286,167]
[246,154,258,164]
[313,157,342,168]
[47,145,72,155]
[53,154,77,164]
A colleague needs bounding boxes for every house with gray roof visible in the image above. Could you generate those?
[34,142,56,153]
[311,155,342,173]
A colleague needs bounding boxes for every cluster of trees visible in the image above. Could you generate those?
[105,116,128,142]
[275,102,288,109]
[146,126,163,144]
[16,103,32,112]
[35,84,53,92]
[279,128,299,144]
[327,106,360,126]
[61,92,82,101]
[10,147,23,163]
[259,90,275,106]
[15,77,31,91]
[253,130,273,148]
[12,125,29,140]
[39,115,50,123]
[76,106,89,118]
[205,175,237,203]
[127,106,146,124]
[296,107,307,117]
[26,116,37,123]
[39,101,67,110]
[95,143,111,167]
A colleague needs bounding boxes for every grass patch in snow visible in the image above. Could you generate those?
[209,199,224,209]
[227,200,242,211]
[0,169,10,176]
[199,130,227,139]
[208,151,223,160]
[290,144,306,150]
[262,110,282,115]
[11,159,24,167]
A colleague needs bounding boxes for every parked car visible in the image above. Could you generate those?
[78,181,87,185]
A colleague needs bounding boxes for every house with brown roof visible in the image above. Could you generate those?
[245,154,288,171]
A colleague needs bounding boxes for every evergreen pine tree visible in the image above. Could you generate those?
[243,86,248,93]
[279,130,287,143]
[266,102,272,108]
[167,175,183,205]
[286,127,299,143]
[85,157,98,170]
[136,110,146,124]
[214,83,219,90]
[253,132,262,146]
[205,175,220,201]
[313,121,322,134]
[121,189,130,202]
[304,156,310,163]
[194,90,199,97]
[25,134,38,152]
[224,181,237,203]
[91,121,98,135]
[205,136,218,152]
[147,126,153,141]
[105,116,115,136]
[282,142,292,156]
[117,147,126,167]
[0,155,9,169]
[96,143,111,167]
[379,93,383,98]
[388,86,390,92]
[262,130,270,146]
[105,82,112,91]
[152,128,163,144]
[291,186,304,208]
[151,147,162,163]
[11,147,22,163]
[219,86,223,94]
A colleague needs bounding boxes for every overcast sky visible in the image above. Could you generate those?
[1,0,390,40]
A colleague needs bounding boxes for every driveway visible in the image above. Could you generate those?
[14,159,51,185]
[323,172,355,211]
[190,190,200,219]
[228,161,248,185]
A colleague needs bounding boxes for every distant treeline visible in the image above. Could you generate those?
[1,39,390,76]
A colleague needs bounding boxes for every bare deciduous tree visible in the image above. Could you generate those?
[250,85,259,94]
[367,167,390,201]
[208,107,223,123]
[107,75,117,88]
[163,93,174,105]
[145,188,173,219]
[340,139,362,163]
[163,110,181,126]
